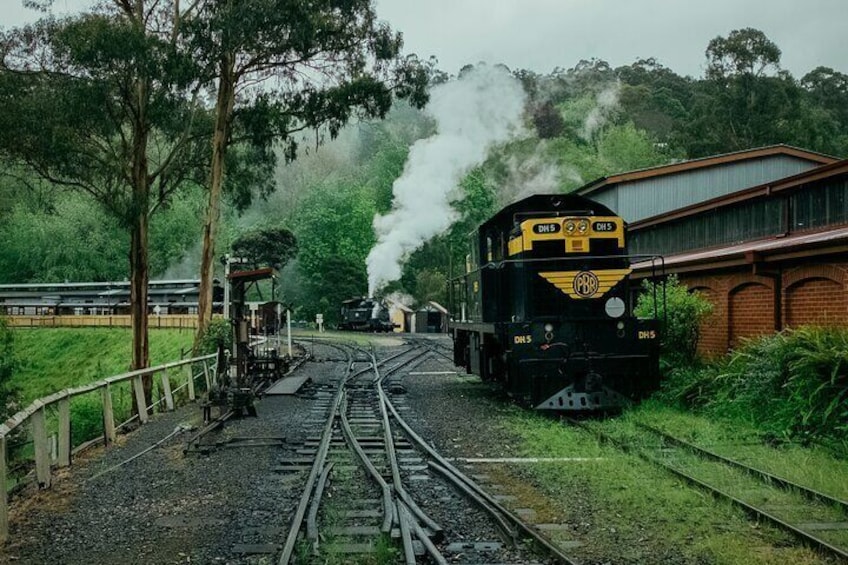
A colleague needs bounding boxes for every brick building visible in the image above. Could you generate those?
[576,145,848,356]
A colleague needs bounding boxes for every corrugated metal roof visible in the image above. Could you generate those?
[631,158,848,230]
[577,144,836,197]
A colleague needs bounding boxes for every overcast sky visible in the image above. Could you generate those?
[4,0,847,78]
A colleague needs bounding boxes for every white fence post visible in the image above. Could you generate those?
[161,371,174,412]
[102,384,116,444]
[203,360,211,391]
[132,375,149,424]
[58,396,71,468]
[186,365,196,402]
[31,405,51,488]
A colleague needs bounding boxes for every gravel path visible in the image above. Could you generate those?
[0,335,634,564]
[1,343,346,565]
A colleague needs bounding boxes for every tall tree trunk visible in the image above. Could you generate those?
[130,208,150,377]
[195,54,236,347]
[129,4,152,402]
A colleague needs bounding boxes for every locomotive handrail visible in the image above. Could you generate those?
[449,253,665,280]
[0,352,217,543]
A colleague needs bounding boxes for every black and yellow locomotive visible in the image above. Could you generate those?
[448,193,661,411]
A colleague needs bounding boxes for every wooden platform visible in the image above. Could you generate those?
[265,375,310,395]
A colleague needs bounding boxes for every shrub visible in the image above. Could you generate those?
[196,318,232,355]
[778,327,848,439]
[634,274,713,369]
[657,326,848,443]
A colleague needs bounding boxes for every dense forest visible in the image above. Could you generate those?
[2,19,847,326]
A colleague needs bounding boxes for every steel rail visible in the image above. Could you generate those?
[369,351,444,539]
[183,410,235,453]
[407,337,455,363]
[635,422,848,513]
[278,344,353,564]
[399,499,448,565]
[278,342,421,562]
[335,345,438,565]
[379,360,579,565]
[306,461,335,543]
[396,500,416,565]
[567,418,848,562]
[338,393,394,533]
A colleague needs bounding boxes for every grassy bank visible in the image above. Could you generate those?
[10,328,194,404]
[496,406,829,564]
[658,326,848,450]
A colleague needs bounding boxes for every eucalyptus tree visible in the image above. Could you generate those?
[0,1,209,400]
[687,28,801,156]
[231,227,298,271]
[182,0,431,343]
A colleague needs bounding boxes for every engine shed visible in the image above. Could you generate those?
[575,144,848,356]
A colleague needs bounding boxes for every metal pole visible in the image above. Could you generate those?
[286,309,292,357]
[223,254,231,320]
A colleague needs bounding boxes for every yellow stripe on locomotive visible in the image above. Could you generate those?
[507,216,624,256]
[539,269,631,299]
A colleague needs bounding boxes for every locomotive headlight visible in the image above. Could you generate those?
[605,297,626,318]
[544,323,554,332]
[565,220,576,234]
[577,219,589,233]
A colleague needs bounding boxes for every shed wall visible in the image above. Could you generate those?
[593,155,818,223]
[679,262,848,356]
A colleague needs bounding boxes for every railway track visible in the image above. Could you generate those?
[279,340,577,564]
[567,417,848,561]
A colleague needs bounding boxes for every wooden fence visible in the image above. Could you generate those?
[0,353,217,543]
[6,315,202,329]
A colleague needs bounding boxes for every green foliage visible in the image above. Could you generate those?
[0,316,19,419]
[0,186,207,282]
[705,27,782,79]
[595,122,670,172]
[299,255,368,326]
[196,318,232,355]
[231,226,298,271]
[656,327,848,443]
[0,192,126,283]
[293,182,377,278]
[635,275,713,368]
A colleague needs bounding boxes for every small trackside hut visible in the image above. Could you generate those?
[448,193,663,411]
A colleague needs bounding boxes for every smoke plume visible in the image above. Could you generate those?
[579,83,620,141]
[366,65,527,296]
[499,143,567,206]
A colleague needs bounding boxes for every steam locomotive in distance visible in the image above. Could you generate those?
[338,297,395,332]
[448,193,661,411]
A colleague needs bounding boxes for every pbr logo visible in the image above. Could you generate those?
[573,271,599,298]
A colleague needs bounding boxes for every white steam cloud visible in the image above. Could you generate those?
[366,65,527,296]
[579,83,620,141]
[500,143,564,206]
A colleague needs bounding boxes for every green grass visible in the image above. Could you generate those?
[496,406,829,564]
[290,328,404,347]
[11,328,194,404]
[628,401,848,503]
[312,450,400,565]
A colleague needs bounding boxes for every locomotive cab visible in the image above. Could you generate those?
[449,194,662,411]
